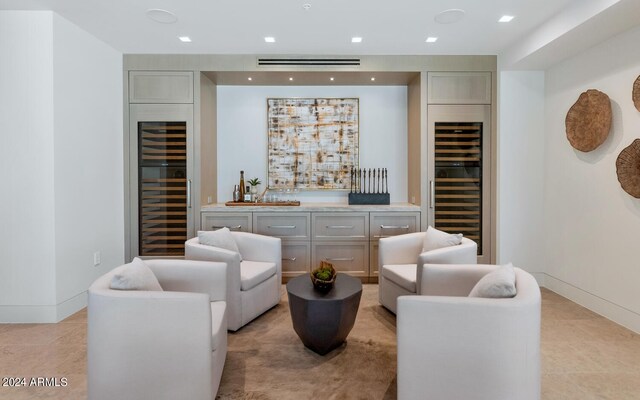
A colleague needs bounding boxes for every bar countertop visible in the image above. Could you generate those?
[201,202,421,212]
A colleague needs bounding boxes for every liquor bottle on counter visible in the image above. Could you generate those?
[239,171,245,202]
[243,186,252,202]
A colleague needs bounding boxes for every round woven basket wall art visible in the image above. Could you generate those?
[565,89,612,152]
[616,139,640,198]
[633,75,640,112]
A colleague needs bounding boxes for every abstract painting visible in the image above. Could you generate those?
[267,98,359,190]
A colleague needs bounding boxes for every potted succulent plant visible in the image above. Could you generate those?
[310,261,337,292]
[248,178,261,201]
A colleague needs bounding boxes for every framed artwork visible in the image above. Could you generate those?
[267,98,359,190]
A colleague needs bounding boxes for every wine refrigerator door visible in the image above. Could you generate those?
[427,105,491,263]
[129,104,194,258]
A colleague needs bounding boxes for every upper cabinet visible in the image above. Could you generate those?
[129,71,194,104]
[427,72,491,105]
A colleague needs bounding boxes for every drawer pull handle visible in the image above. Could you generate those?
[212,225,242,230]
[324,257,355,262]
[268,225,296,229]
[326,225,354,229]
[380,225,410,230]
[282,257,297,261]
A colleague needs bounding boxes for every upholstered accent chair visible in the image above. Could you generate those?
[185,231,282,331]
[397,263,541,400]
[88,259,228,400]
[378,231,477,313]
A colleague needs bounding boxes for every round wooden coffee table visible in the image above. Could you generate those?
[286,273,362,355]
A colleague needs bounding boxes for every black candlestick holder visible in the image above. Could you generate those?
[348,166,390,205]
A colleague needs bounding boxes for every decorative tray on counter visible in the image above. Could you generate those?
[225,201,301,207]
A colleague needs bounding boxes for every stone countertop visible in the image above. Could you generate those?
[201,202,421,212]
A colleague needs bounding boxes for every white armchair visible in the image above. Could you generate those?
[185,231,282,331]
[397,263,541,400]
[378,231,477,313]
[88,259,228,400]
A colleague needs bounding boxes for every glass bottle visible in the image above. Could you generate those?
[239,171,245,202]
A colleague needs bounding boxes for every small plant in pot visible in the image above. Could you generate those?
[310,261,337,292]
[248,178,261,194]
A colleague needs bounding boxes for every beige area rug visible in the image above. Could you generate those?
[217,284,397,400]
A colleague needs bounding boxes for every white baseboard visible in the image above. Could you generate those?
[542,274,640,334]
[0,291,87,323]
[56,291,87,321]
[530,272,546,287]
[0,305,58,323]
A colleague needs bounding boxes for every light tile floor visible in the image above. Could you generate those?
[0,288,638,399]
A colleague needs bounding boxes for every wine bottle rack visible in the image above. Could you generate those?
[138,122,188,256]
[434,122,482,253]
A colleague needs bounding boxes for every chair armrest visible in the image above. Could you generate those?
[418,263,494,296]
[378,232,425,267]
[145,259,227,302]
[418,237,477,264]
[88,290,214,399]
[185,239,241,267]
[415,239,478,295]
[397,295,541,400]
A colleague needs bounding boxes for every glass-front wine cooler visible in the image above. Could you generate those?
[428,105,491,263]
[130,104,193,258]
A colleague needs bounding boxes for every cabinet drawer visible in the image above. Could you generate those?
[312,213,368,240]
[201,212,252,232]
[312,242,369,278]
[281,242,311,278]
[253,213,310,240]
[370,212,420,239]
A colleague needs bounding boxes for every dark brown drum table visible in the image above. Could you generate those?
[286,273,362,355]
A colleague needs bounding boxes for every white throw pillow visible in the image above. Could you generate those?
[422,225,463,252]
[469,263,517,298]
[198,228,242,260]
[110,258,163,291]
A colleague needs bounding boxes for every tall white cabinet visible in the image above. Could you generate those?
[427,72,492,263]
[127,71,195,258]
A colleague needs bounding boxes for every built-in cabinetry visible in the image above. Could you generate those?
[127,71,195,258]
[200,205,420,282]
[427,72,492,263]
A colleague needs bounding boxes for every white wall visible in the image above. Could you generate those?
[498,71,546,277]
[52,14,124,318]
[216,86,408,203]
[543,25,640,332]
[0,11,57,321]
[0,11,123,322]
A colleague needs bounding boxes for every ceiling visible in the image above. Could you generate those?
[2,0,639,69]
[1,0,578,55]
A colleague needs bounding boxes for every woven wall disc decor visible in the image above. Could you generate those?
[616,139,640,198]
[565,89,612,152]
[633,75,640,112]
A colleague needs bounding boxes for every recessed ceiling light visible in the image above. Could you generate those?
[499,15,514,22]
[145,9,178,24]
[351,37,363,43]
[289,77,294,81]
[303,3,311,10]
[434,9,465,24]
[248,77,252,81]
[178,36,191,43]
[371,77,375,81]
[330,77,335,81]
[425,37,438,43]
[264,37,276,43]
